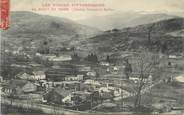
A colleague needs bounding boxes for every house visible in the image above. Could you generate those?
[168,55,183,59]
[2,80,37,96]
[98,89,114,100]
[0,76,3,82]
[32,71,46,80]
[65,75,84,81]
[35,53,42,57]
[84,80,101,91]
[29,63,43,68]
[129,74,153,83]
[53,81,80,87]
[43,87,72,104]
[76,65,91,72]
[129,77,140,83]
[16,72,34,80]
[84,80,101,86]
[46,69,71,81]
[85,71,97,80]
[49,81,81,90]
[43,89,64,104]
[63,91,93,110]
[46,65,78,81]
[113,66,119,71]
[98,85,116,99]
[106,68,110,72]
[16,71,46,81]
[18,93,43,102]
[86,71,97,77]
[10,64,29,68]
[42,54,56,59]
[41,81,54,89]
[52,65,60,69]
[72,91,92,100]
[62,81,80,90]
[98,83,126,99]
[62,94,73,105]
[174,74,184,83]
[5,49,10,53]
[99,87,112,93]
[62,91,92,105]
[12,50,20,55]
[169,55,177,59]
[49,55,72,62]
[100,62,110,66]
[148,75,153,84]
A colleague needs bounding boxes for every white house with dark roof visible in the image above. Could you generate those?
[16,73,34,80]
[16,71,46,80]
[65,75,84,81]
[32,71,46,80]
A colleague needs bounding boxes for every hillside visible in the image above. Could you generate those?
[78,18,184,55]
[125,18,184,33]
[77,12,178,31]
[167,29,184,37]
[2,11,101,47]
[2,12,184,56]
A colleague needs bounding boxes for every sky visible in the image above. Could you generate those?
[11,0,184,20]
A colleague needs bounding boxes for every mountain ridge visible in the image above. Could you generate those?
[2,11,101,48]
[78,17,184,55]
[77,12,179,31]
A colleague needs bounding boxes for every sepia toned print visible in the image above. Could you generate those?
[1,0,184,115]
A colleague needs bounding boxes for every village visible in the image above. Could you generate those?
[1,39,184,114]
[0,42,147,111]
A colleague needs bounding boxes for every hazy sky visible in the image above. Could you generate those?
[11,0,184,20]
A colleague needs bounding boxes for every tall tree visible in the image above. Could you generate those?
[133,51,159,110]
[124,59,132,79]
[106,55,110,63]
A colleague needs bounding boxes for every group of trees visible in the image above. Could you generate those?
[106,55,111,63]
[124,24,161,111]
[33,56,53,67]
[37,40,76,55]
[124,59,132,79]
[129,52,160,111]
[37,40,50,54]
[85,53,98,63]
[71,53,80,62]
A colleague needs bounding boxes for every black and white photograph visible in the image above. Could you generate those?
[1,0,184,115]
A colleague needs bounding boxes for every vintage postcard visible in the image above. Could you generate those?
[0,0,184,115]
